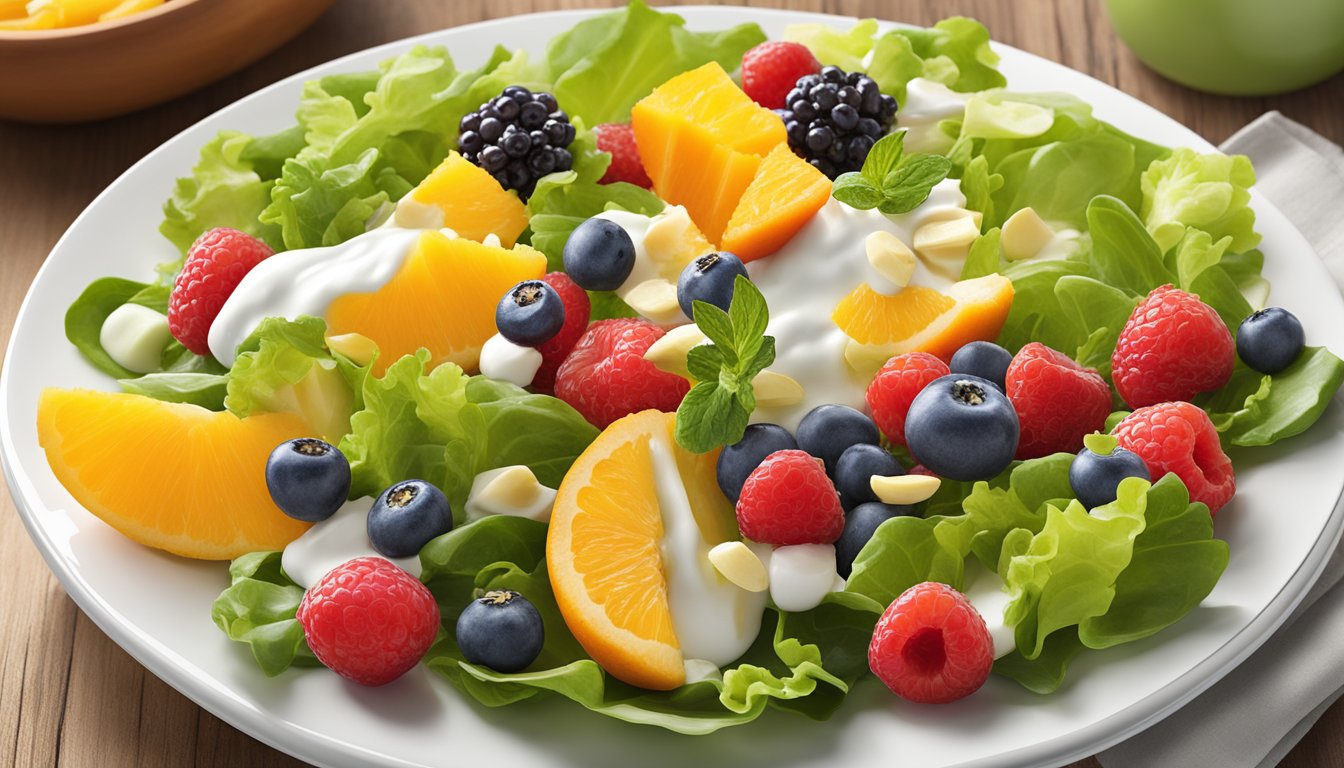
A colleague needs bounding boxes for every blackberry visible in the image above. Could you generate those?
[457,85,576,200]
[777,66,897,179]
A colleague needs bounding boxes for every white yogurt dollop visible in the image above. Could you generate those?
[649,429,768,668]
[479,333,543,388]
[208,227,423,366]
[281,498,422,589]
[747,182,968,431]
[768,543,839,613]
[100,303,171,374]
[961,562,1017,659]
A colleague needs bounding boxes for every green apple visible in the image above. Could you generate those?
[1104,0,1344,95]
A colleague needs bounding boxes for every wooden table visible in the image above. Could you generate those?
[2,1,1341,766]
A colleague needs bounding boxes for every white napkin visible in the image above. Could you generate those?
[1098,112,1344,768]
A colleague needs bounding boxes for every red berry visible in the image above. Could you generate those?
[741,41,822,110]
[735,449,844,546]
[296,557,440,686]
[866,353,950,446]
[531,272,591,393]
[1113,401,1235,514]
[554,318,689,428]
[868,581,994,704]
[1006,343,1113,459]
[908,464,938,477]
[166,227,273,356]
[1112,285,1235,408]
[594,123,652,188]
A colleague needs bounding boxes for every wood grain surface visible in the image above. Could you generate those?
[2,1,1341,766]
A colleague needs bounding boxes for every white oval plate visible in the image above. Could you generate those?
[4,7,1344,768]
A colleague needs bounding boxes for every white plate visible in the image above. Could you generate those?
[4,7,1344,768]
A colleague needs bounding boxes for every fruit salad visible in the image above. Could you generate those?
[39,1,1344,736]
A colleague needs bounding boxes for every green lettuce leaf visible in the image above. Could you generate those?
[992,628,1085,694]
[889,17,1005,94]
[548,0,766,126]
[120,372,228,410]
[224,316,363,442]
[210,551,319,676]
[421,515,880,734]
[1200,347,1344,447]
[338,351,596,516]
[1141,147,1260,254]
[65,277,164,379]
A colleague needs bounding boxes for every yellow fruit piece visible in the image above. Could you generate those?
[399,152,529,247]
[99,0,161,21]
[326,231,545,376]
[0,6,55,27]
[1,0,28,19]
[841,274,1016,376]
[720,144,831,263]
[37,389,313,560]
[632,63,786,245]
[548,410,735,691]
[26,0,119,27]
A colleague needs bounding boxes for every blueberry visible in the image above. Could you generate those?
[949,341,1013,390]
[562,218,636,291]
[496,280,565,347]
[834,443,904,509]
[367,480,453,558]
[716,423,798,503]
[455,589,544,673]
[836,502,915,578]
[904,375,1019,481]
[1069,443,1150,509]
[677,251,749,319]
[1237,307,1305,374]
[796,404,881,475]
[265,438,351,522]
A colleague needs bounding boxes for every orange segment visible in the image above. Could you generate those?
[37,389,313,560]
[404,152,528,247]
[325,231,545,376]
[548,410,734,691]
[720,144,832,263]
[842,274,1016,375]
[632,63,786,245]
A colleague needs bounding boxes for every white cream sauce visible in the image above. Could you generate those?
[281,498,422,589]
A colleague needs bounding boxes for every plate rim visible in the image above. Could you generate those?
[3,6,1343,768]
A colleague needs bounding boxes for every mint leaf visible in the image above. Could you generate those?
[862,130,906,185]
[879,154,953,214]
[675,279,776,453]
[832,173,883,210]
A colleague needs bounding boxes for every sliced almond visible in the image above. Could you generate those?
[751,370,804,408]
[1000,207,1055,262]
[623,279,683,325]
[325,332,379,366]
[865,231,917,291]
[843,338,897,378]
[708,541,768,592]
[870,474,942,505]
[920,207,984,230]
[913,215,981,256]
[643,324,706,379]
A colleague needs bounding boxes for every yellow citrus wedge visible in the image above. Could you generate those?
[37,389,313,560]
[399,151,529,247]
[838,274,1015,375]
[547,410,734,691]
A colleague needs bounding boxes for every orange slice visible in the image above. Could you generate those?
[325,230,545,376]
[838,274,1015,374]
[37,389,313,560]
[399,151,528,247]
[720,144,832,263]
[547,410,734,691]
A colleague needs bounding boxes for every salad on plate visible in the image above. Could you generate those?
[37,0,1344,735]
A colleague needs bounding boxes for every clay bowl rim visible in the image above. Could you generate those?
[0,0,208,43]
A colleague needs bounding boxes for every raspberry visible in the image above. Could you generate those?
[1006,343,1113,459]
[531,272,591,393]
[866,352,950,446]
[741,41,821,110]
[1112,285,1235,408]
[167,227,273,355]
[868,581,994,704]
[594,123,652,189]
[908,464,938,477]
[1113,401,1236,514]
[296,557,440,686]
[554,318,689,428]
[735,449,844,546]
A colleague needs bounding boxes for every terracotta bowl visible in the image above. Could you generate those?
[0,0,335,123]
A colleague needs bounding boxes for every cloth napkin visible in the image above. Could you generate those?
[1098,112,1344,768]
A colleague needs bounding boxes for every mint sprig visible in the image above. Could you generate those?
[832,130,952,215]
[674,275,775,453]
